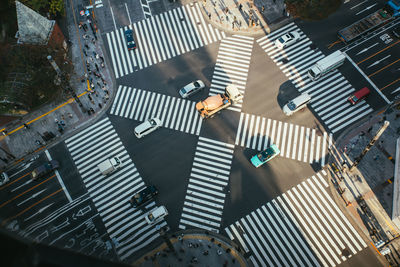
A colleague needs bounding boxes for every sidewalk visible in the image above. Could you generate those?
[328,108,400,266]
[0,1,115,169]
[164,0,292,36]
[133,229,249,266]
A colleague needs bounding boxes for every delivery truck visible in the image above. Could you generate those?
[307,51,346,81]
[98,157,121,175]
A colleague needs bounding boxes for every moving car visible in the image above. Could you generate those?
[393,26,400,38]
[130,185,158,208]
[179,80,205,98]
[144,206,168,224]
[348,87,370,105]
[283,93,311,116]
[275,31,301,49]
[250,144,280,168]
[124,29,136,50]
[0,172,9,186]
[134,118,162,138]
[32,160,60,180]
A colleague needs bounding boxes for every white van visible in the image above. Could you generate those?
[145,206,168,224]
[307,51,346,81]
[134,118,162,138]
[283,93,311,116]
[98,157,121,175]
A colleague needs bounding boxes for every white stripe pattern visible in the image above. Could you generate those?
[209,35,254,112]
[235,113,333,166]
[106,3,226,78]
[257,23,373,134]
[225,170,367,267]
[179,136,234,232]
[109,86,203,135]
[65,117,167,261]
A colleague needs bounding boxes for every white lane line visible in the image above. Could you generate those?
[125,3,132,25]
[45,150,72,202]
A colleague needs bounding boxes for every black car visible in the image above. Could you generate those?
[130,185,158,208]
[32,160,60,180]
[124,29,136,50]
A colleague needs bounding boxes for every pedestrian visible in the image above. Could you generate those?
[98,103,102,109]
[88,94,92,101]
[24,123,30,129]
[95,53,99,60]
[224,7,229,13]
[97,81,101,87]
[83,50,87,56]
[91,38,95,44]
[2,130,7,136]
[232,21,235,29]
[78,23,82,30]
[91,82,94,89]
[238,3,242,10]
[95,64,99,72]
[83,23,88,31]
[90,107,95,113]
[208,13,211,20]
[101,62,105,68]
[262,5,265,12]
[85,44,89,50]
[90,99,95,105]
[68,112,73,118]
[100,56,104,62]
[90,56,94,62]
[93,51,97,57]
[55,118,59,123]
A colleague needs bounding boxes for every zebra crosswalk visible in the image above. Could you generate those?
[106,3,226,78]
[109,85,203,135]
[209,35,254,112]
[225,171,367,267]
[179,136,234,233]
[257,23,373,134]
[65,117,167,261]
[235,113,333,166]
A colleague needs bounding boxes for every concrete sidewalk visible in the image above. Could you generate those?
[328,108,400,266]
[164,0,292,36]
[0,0,115,170]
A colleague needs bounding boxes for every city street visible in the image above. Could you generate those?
[2,0,400,265]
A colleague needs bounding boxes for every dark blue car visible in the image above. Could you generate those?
[124,29,136,50]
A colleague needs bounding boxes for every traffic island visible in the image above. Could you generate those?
[133,229,249,266]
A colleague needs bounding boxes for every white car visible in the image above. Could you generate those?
[145,206,168,224]
[275,31,301,49]
[179,80,205,98]
[134,117,162,138]
[0,172,9,186]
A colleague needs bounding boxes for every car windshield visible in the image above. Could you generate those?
[278,37,284,44]
[127,41,134,45]
[193,82,200,88]
[287,101,297,111]
[257,148,274,161]
[180,88,186,94]
[350,95,358,102]
[148,214,154,221]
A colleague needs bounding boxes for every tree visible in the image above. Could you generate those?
[20,0,65,17]
[285,0,342,20]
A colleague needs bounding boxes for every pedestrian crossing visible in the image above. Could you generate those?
[179,136,234,233]
[65,117,167,261]
[109,85,203,136]
[257,22,373,134]
[106,3,226,78]
[235,113,333,166]
[209,35,254,112]
[225,171,367,267]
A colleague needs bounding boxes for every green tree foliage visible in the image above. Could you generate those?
[285,0,342,20]
[20,0,64,17]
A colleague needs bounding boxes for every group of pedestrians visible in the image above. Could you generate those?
[79,17,109,115]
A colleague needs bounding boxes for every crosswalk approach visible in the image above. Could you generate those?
[109,85,203,136]
[106,3,226,78]
[209,35,254,112]
[236,113,333,167]
[179,137,234,233]
[257,22,373,134]
[65,117,167,261]
[225,171,367,267]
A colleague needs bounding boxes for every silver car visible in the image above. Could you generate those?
[179,80,205,98]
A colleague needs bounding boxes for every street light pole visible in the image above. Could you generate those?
[350,121,390,171]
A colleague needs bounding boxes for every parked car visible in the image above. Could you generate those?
[32,160,59,180]
[124,29,136,50]
[348,87,370,105]
[179,80,205,98]
[144,206,168,224]
[275,31,301,49]
[134,118,162,138]
[250,144,280,168]
[130,185,158,208]
[0,172,9,186]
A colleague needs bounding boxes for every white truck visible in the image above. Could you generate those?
[307,51,346,81]
[98,157,121,175]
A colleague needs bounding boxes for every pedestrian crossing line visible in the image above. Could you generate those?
[179,137,234,233]
[256,23,373,134]
[208,35,253,112]
[109,86,203,136]
[65,117,167,261]
[235,113,332,166]
[106,3,226,78]
[225,171,367,267]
